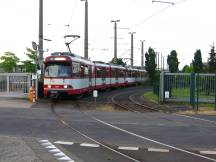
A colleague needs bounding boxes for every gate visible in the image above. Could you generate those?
[0,73,31,98]
[160,72,216,109]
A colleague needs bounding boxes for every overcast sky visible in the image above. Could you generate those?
[0,0,215,69]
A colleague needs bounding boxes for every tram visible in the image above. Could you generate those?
[43,52,147,98]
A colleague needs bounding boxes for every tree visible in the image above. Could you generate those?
[192,49,203,73]
[145,47,157,81]
[22,48,37,73]
[0,52,19,72]
[208,44,216,73]
[182,65,193,73]
[110,57,126,66]
[167,50,179,73]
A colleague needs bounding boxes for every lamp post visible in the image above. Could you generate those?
[140,40,145,69]
[129,32,136,67]
[81,0,88,59]
[111,20,120,59]
[38,0,43,75]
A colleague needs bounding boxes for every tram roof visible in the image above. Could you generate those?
[50,52,93,65]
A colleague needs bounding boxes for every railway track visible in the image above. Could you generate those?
[110,90,162,113]
[48,89,216,162]
[50,99,141,162]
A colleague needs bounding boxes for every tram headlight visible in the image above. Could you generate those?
[64,85,68,89]
[48,85,51,88]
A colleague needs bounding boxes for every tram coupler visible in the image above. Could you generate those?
[49,91,60,99]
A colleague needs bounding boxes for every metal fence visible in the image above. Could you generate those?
[160,72,216,108]
[0,73,32,98]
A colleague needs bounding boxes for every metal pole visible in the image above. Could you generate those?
[131,33,133,67]
[114,22,117,59]
[190,73,195,109]
[196,73,199,111]
[39,0,43,75]
[215,74,216,110]
[111,20,120,59]
[162,56,164,71]
[161,53,163,71]
[157,53,160,71]
[6,75,9,94]
[160,71,165,102]
[140,40,145,69]
[129,32,135,67]
[84,0,88,59]
[35,51,38,100]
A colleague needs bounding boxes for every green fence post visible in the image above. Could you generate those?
[196,73,199,111]
[190,73,195,109]
[215,74,216,110]
[159,71,165,103]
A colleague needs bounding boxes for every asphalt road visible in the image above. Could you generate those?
[0,87,216,162]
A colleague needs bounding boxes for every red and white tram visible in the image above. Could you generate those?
[44,52,147,98]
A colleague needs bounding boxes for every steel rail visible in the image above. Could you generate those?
[111,92,142,113]
[129,93,160,112]
[111,91,159,113]
[50,100,141,162]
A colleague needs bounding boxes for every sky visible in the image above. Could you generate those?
[0,0,216,69]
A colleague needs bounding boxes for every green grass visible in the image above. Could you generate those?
[144,91,159,103]
[171,88,214,99]
[144,91,216,110]
[172,88,190,97]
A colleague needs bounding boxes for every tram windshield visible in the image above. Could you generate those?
[45,62,71,77]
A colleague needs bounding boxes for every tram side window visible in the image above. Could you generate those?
[96,67,102,78]
[111,69,116,78]
[101,67,106,79]
[72,63,80,77]
[128,70,131,77]
[125,70,129,78]
[115,69,118,79]
[132,71,136,77]
[121,70,125,77]
[118,69,123,77]
[80,65,88,78]
[88,66,92,77]
[106,68,110,78]
[84,65,89,77]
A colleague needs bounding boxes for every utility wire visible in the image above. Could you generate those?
[0,0,37,20]
[119,49,130,58]
[66,0,78,27]
[130,0,188,29]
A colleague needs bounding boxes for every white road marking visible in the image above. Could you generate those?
[41,142,52,146]
[58,120,141,162]
[54,141,74,145]
[54,152,66,157]
[148,148,169,152]
[39,139,75,162]
[58,156,72,161]
[200,151,216,155]
[80,143,100,147]
[177,114,216,125]
[92,116,216,162]
[46,145,56,149]
[39,139,49,143]
[118,146,139,151]
[49,148,61,153]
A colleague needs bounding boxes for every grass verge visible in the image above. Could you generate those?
[144,91,216,114]
[144,91,159,103]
